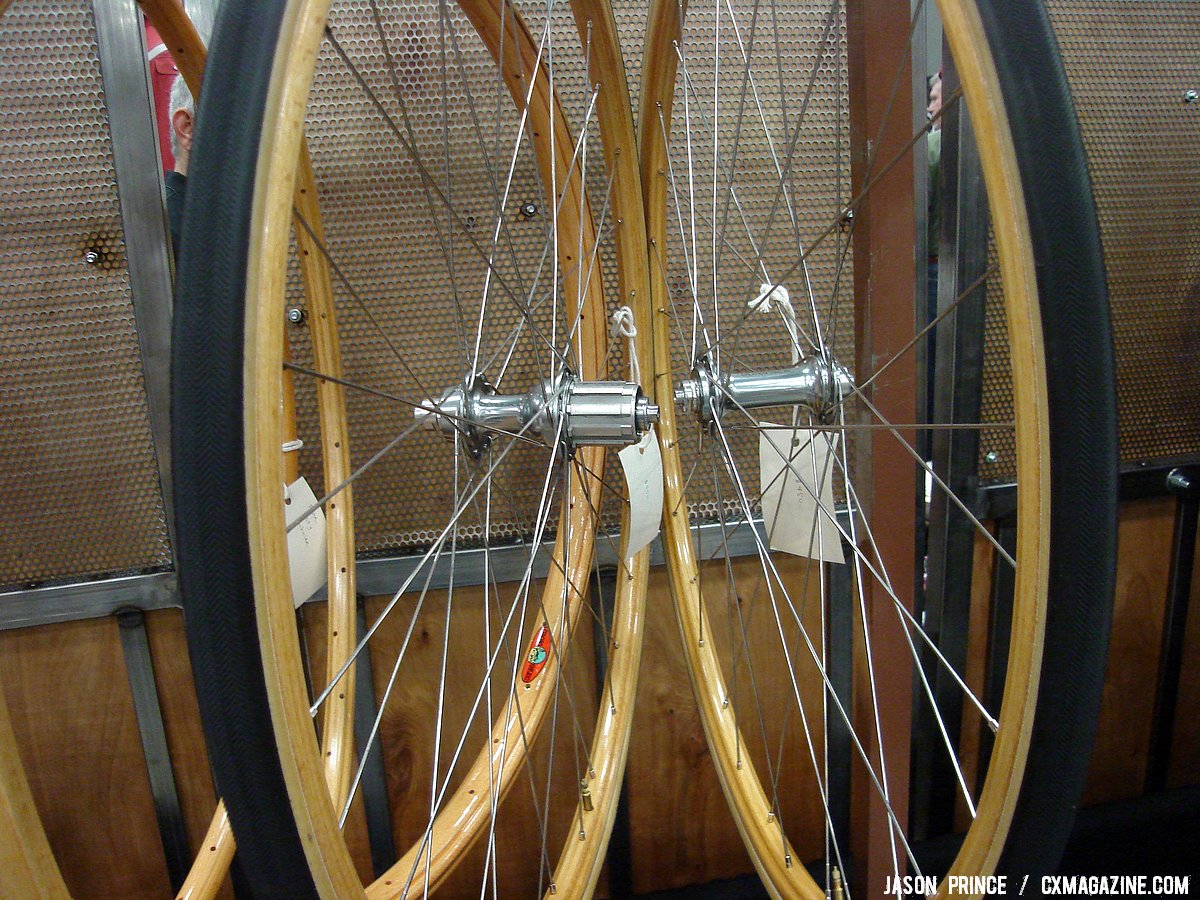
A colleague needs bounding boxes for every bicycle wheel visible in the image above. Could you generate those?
[172,0,652,897]
[640,0,1115,896]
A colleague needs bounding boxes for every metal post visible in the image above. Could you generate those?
[353,598,398,877]
[116,608,190,892]
[910,51,991,841]
[91,0,176,538]
[1145,467,1200,792]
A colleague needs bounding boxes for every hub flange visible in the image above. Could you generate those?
[675,356,854,425]
[416,372,659,455]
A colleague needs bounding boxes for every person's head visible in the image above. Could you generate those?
[928,74,943,130]
[169,73,195,175]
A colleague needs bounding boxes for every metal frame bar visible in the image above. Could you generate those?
[5,454,1197,633]
[1145,467,1200,792]
[909,51,991,841]
[116,607,191,892]
[0,520,772,631]
[91,0,177,538]
[352,597,398,877]
[977,519,1017,776]
[0,572,178,631]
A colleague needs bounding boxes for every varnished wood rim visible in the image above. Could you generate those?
[244,0,649,896]
[545,0,653,896]
[937,0,1048,885]
[639,0,1050,895]
[150,0,361,893]
[0,682,70,900]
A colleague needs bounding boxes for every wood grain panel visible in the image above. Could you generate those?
[299,600,379,885]
[626,556,830,894]
[0,492,1194,897]
[626,564,746,893]
[1082,491,1200,798]
[1167,498,1200,789]
[1083,498,1173,804]
[362,578,600,896]
[143,608,233,900]
[0,617,170,899]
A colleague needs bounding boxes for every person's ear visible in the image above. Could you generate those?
[172,108,194,153]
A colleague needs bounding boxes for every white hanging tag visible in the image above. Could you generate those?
[759,427,844,564]
[285,476,327,607]
[618,426,663,560]
[610,305,661,560]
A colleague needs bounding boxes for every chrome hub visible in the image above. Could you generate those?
[675,356,854,425]
[415,372,659,455]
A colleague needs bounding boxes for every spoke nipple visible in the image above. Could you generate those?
[549,884,557,895]
[1185,89,1198,104]
[519,201,538,218]
[580,779,594,811]
[984,450,999,464]
[767,811,775,821]
[784,854,792,869]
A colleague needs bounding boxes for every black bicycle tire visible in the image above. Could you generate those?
[171,0,320,896]
[976,0,1117,886]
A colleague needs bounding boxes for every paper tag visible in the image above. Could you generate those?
[285,477,327,607]
[759,427,844,564]
[618,426,664,560]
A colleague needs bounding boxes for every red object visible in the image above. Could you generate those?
[520,625,552,684]
[144,18,178,171]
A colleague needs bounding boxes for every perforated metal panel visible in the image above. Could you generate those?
[979,233,1016,481]
[285,0,631,554]
[0,0,171,589]
[1046,2,1200,467]
[660,1,854,524]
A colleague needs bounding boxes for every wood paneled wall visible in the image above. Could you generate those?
[1085,497,1200,802]
[1,496,1198,897]
[0,610,230,900]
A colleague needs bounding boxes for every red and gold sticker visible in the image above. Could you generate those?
[520,624,552,684]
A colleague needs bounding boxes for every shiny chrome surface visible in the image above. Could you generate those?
[416,373,658,453]
[675,356,854,425]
